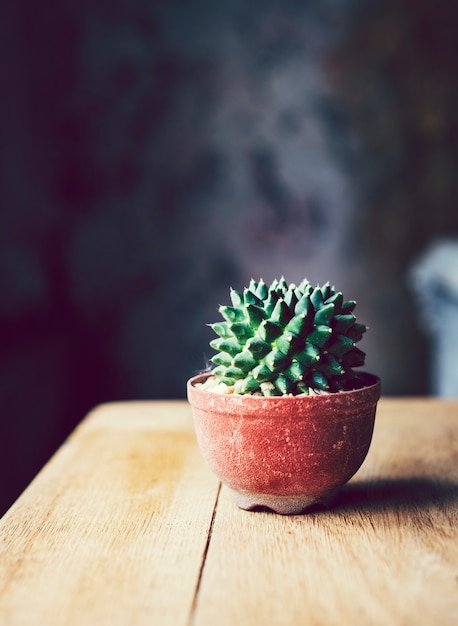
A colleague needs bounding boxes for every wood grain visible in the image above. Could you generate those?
[0,402,220,626]
[0,399,457,626]
[193,399,458,626]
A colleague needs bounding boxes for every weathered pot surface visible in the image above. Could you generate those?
[187,372,381,514]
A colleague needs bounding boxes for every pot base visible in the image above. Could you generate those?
[229,488,338,515]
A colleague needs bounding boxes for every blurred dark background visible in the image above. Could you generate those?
[1,0,457,515]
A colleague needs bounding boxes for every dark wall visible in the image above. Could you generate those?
[1,0,457,514]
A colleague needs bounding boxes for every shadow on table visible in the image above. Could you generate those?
[327,477,458,514]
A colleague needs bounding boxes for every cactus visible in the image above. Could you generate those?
[209,277,367,396]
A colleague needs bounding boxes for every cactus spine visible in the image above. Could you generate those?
[209,277,367,396]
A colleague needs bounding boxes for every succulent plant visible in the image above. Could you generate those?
[209,277,367,396]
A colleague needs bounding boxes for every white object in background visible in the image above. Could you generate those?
[411,239,458,397]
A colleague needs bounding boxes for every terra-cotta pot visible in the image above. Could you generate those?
[187,372,381,514]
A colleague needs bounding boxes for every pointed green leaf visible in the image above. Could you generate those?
[258,319,282,343]
[278,276,288,293]
[210,337,241,356]
[327,334,355,357]
[211,352,232,367]
[295,343,321,366]
[248,279,258,293]
[310,287,324,309]
[311,371,329,390]
[346,322,367,342]
[234,375,260,394]
[210,322,232,338]
[252,363,275,382]
[295,294,312,317]
[229,289,243,307]
[320,282,332,300]
[284,288,298,310]
[243,288,263,307]
[333,314,356,334]
[232,349,257,372]
[274,374,293,395]
[218,377,237,387]
[264,290,280,316]
[270,298,292,325]
[286,313,310,338]
[265,348,290,373]
[246,303,266,327]
[275,332,303,357]
[229,322,253,342]
[270,278,279,291]
[320,354,345,377]
[246,337,271,357]
[223,365,245,379]
[219,305,245,323]
[297,278,312,293]
[255,279,268,300]
[308,325,332,347]
[285,360,307,383]
[313,302,335,325]
[325,291,343,311]
[212,365,229,378]
[341,300,356,314]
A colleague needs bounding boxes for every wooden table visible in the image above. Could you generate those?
[0,399,457,625]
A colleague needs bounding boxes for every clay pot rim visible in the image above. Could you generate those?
[187,371,381,406]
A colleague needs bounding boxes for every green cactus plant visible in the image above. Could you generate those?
[208,277,367,396]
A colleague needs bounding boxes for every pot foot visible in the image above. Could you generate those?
[230,489,338,515]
